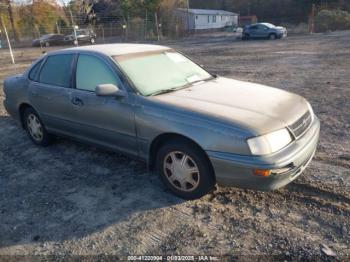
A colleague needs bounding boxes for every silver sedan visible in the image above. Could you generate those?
[3,44,320,199]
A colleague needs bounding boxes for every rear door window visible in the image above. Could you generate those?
[39,54,73,88]
[258,25,268,30]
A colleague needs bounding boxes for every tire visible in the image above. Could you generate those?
[90,38,95,44]
[45,42,50,47]
[242,33,250,40]
[269,33,277,40]
[23,107,52,146]
[155,139,215,200]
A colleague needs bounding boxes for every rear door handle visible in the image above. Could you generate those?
[71,97,84,106]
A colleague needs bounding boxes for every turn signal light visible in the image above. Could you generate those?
[253,169,271,177]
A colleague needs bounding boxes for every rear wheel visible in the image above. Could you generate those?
[23,107,52,146]
[156,140,215,199]
[242,33,250,40]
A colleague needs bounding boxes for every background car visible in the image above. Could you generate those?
[32,34,66,47]
[242,23,287,40]
[64,29,96,45]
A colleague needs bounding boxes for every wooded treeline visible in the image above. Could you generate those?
[0,0,188,40]
[190,0,350,21]
[67,0,350,24]
[1,0,350,42]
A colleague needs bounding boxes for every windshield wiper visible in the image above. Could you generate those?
[180,75,216,88]
[149,75,216,96]
[149,86,184,96]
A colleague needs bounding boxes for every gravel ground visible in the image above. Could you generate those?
[0,31,349,260]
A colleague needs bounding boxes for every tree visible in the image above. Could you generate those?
[14,0,68,37]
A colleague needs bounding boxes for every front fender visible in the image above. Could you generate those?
[135,96,253,161]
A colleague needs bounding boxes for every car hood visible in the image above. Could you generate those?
[152,77,309,135]
[275,26,286,31]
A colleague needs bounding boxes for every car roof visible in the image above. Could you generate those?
[260,22,275,27]
[51,43,171,57]
[41,34,54,37]
[249,22,275,28]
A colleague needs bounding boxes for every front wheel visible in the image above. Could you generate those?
[269,33,277,40]
[23,107,52,146]
[156,140,215,199]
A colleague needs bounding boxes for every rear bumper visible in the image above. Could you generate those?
[207,116,320,191]
[3,98,21,124]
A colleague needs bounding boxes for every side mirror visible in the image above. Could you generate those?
[95,84,127,98]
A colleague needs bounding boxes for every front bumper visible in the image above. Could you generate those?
[207,116,320,191]
[281,31,288,38]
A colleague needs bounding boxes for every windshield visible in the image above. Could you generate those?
[113,50,212,96]
[261,23,275,28]
[76,30,86,35]
[40,34,53,40]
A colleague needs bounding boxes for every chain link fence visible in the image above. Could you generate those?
[0,14,191,49]
[0,13,324,49]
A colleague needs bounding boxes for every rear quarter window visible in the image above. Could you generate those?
[28,60,43,81]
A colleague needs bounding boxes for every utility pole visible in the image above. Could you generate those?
[186,0,190,34]
[66,3,78,46]
[5,0,18,42]
[0,16,15,64]
[309,3,316,34]
[56,21,60,34]
[154,12,159,41]
[31,0,35,38]
[69,8,75,27]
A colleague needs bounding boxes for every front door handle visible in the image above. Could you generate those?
[71,97,84,106]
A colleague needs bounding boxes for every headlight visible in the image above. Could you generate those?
[307,102,314,122]
[247,128,292,155]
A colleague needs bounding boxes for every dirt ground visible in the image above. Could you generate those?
[0,31,349,260]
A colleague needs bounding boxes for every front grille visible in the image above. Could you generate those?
[288,110,312,138]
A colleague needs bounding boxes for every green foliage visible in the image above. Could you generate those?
[4,0,350,40]
[15,0,68,37]
[121,0,162,18]
[190,0,350,23]
[315,9,350,32]
[57,17,68,28]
